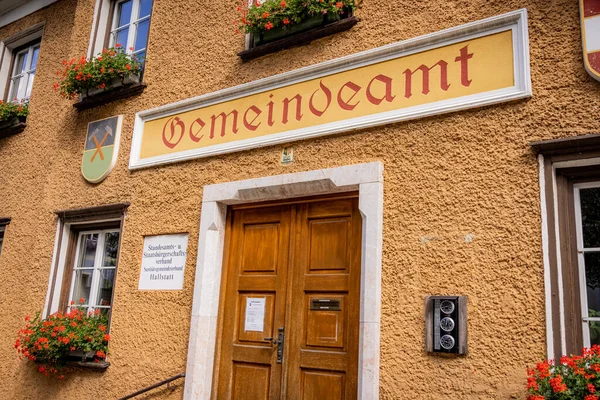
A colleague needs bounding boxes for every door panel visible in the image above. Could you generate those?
[301,370,345,400]
[232,363,271,399]
[287,199,361,400]
[308,219,349,272]
[216,206,291,399]
[237,293,276,343]
[215,196,361,400]
[305,294,346,348]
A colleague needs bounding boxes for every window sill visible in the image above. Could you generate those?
[238,16,359,62]
[73,74,146,111]
[0,116,26,138]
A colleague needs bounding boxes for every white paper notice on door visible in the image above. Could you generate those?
[244,297,266,332]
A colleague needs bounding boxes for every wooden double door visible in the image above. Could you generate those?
[214,194,362,400]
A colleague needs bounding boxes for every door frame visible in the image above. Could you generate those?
[184,161,384,400]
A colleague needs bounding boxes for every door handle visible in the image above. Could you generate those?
[263,327,284,364]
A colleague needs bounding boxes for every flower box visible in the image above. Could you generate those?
[238,15,358,61]
[34,349,110,371]
[0,116,27,138]
[67,349,97,361]
[16,306,111,378]
[56,46,145,111]
[84,73,140,97]
[65,349,110,371]
[236,0,357,61]
[73,73,146,111]
[254,14,328,46]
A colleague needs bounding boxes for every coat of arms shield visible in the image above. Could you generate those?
[581,0,600,81]
[82,116,122,183]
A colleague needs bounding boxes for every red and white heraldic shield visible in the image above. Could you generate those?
[582,0,600,81]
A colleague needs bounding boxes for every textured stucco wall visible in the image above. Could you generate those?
[0,0,597,398]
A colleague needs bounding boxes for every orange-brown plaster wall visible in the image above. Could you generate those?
[0,0,597,398]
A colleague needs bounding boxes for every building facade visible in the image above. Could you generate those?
[0,0,598,398]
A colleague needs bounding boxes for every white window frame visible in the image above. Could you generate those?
[87,0,152,59]
[574,181,600,348]
[44,216,123,318]
[67,228,119,315]
[8,42,40,102]
[0,23,43,102]
[109,0,150,59]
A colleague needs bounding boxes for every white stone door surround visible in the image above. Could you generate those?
[183,161,384,399]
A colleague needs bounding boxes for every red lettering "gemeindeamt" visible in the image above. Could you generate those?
[161,46,474,148]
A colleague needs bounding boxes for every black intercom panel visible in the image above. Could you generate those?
[425,296,467,355]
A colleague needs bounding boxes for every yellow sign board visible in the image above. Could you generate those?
[130,11,530,169]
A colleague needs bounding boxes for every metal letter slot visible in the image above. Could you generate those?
[264,327,285,364]
[310,298,341,311]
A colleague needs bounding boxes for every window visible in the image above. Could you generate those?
[44,203,128,319]
[575,183,600,347]
[0,24,43,103]
[68,229,119,315]
[7,41,40,102]
[532,134,600,358]
[109,0,152,62]
[88,0,153,63]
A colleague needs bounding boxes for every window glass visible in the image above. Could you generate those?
[8,42,40,102]
[69,230,119,314]
[139,0,152,18]
[72,269,94,306]
[102,232,119,267]
[115,28,129,48]
[78,233,98,268]
[30,46,40,70]
[9,77,22,102]
[95,269,115,307]
[133,51,145,64]
[587,252,600,345]
[577,185,600,347]
[25,73,35,99]
[134,19,149,52]
[109,0,152,63]
[581,188,600,248]
[15,51,27,74]
[117,0,133,27]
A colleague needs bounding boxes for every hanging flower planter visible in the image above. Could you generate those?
[84,73,141,97]
[236,0,358,60]
[254,13,328,46]
[15,301,111,378]
[54,45,146,111]
[0,101,28,138]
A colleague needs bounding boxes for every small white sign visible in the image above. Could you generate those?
[138,233,188,290]
[244,297,266,332]
[281,147,293,164]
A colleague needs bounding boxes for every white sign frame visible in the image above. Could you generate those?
[138,233,189,290]
[129,9,530,170]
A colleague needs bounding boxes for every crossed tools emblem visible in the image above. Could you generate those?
[88,125,113,162]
